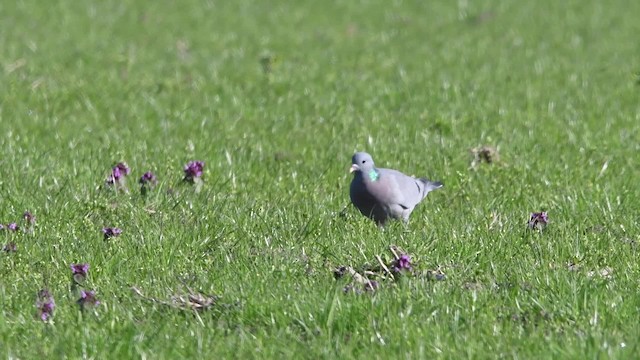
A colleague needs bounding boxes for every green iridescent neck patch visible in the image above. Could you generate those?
[368,169,380,181]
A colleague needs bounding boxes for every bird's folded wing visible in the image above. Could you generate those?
[375,168,422,208]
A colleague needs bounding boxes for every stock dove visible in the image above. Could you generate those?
[349,152,443,226]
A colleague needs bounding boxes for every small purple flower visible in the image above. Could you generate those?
[115,162,130,176]
[71,263,89,276]
[391,254,412,273]
[40,301,55,321]
[139,171,157,186]
[7,223,18,232]
[71,263,90,284]
[102,227,122,240]
[113,167,122,179]
[0,224,4,231]
[106,162,130,187]
[106,167,121,185]
[183,161,204,182]
[23,211,36,224]
[528,211,549,230]
[2,242,17,252]
[36,289,55,322]
[77,290,101,309]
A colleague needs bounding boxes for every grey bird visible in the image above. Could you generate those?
[349,152,443,226]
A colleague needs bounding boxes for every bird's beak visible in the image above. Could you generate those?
[349,164,359,173]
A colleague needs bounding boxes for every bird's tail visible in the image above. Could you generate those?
[418,178,443,199]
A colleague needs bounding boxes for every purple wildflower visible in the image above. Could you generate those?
[102,227,122,240]
[7,223,18,232]
[71,263,90,284]
[528,212,549,230]
[106,162,130,187]
[106,167,121,185]
[36,289,55,322]
[183,161,204,182]
[77,290,101,309]
[139,171,157,186]
[40,301,55,321]
[0,224,4,231]
[391,254,412,273]
[71,263,89,276]
[115,162,130,176]
[2,242,17,252]
[23,211,36,224]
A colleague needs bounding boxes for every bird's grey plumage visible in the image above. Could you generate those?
[349,152,442,226]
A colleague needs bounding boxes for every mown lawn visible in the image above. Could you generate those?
[1,0,639,358]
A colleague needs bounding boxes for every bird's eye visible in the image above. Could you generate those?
[361,160,366,164]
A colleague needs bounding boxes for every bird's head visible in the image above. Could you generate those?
[350,152,375,174]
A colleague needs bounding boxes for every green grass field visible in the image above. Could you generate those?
[1,0,639,358]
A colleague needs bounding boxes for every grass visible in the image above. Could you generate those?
[1,0,639,358]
